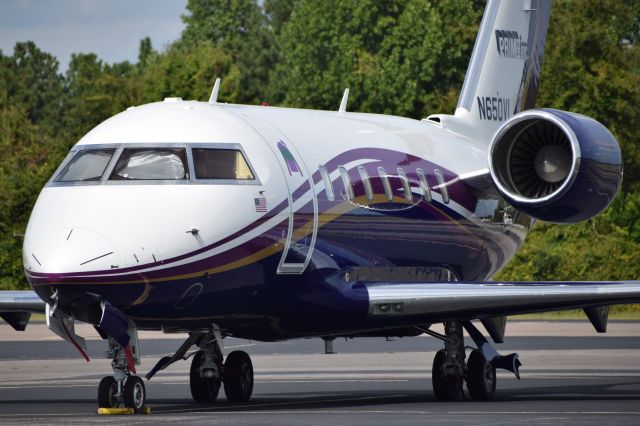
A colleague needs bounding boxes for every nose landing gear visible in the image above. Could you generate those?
[97,335,146,411]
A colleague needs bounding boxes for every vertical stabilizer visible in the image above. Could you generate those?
[442,0,552,143]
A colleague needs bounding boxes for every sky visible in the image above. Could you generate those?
[0,0,188,73]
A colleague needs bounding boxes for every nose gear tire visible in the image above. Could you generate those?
[98,376,118,408]
[124,376,146,409]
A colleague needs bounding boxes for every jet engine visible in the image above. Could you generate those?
[488,109,622,223]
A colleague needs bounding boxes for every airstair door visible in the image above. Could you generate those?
[238,110,318,274]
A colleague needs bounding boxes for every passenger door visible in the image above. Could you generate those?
[238,110,318,274]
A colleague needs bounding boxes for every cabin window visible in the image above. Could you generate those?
[319,165,335,200]
[416,168,432,202]
[358,166,374,201]
[192,148,254,180]
[397,168,412,201]
[434,169,449,204]
[377,167,393,201]
[110,148,188,180]
[54,149,115,182]
[338,166,354,200]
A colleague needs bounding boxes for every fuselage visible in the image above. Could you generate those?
[22,99,531,339]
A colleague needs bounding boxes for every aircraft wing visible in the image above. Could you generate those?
[365,281,640,320]
[0,290,46,331]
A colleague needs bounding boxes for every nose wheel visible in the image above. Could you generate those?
[97,375,146,410]
[97,332,146,410]
[124,376,146,409]
[97,376,118,408]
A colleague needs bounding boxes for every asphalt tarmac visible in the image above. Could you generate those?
[1,321,639,425]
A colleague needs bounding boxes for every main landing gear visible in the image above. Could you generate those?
[98,335,146,410]
[146,326,254,404]
[188,331,254,403]
[429,320,520,401]
[189,333,253,402]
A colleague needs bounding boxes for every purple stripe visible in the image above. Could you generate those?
[29,219,290,285]
[29,147,476,282]
[28,197,290,279]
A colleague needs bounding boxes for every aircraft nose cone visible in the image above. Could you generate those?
[24,227,119,274]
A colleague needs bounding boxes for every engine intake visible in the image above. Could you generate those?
[489,109,622,223]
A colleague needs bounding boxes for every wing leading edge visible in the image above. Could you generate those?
[365,281,640,320]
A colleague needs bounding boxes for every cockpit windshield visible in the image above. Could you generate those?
[54,149,115,182]
[109,148,188,180]
[193,149,255,180]
[50,144,258,186]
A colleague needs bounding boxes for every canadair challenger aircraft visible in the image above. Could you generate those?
[1,0,639,410]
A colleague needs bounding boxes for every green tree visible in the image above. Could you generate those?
[537,0,640,186]
[140,41,241,103]
[0,105,63,289]
[180,0,275,104]
[497,0,640,314]
[3,42,63,134]
[138,37,156,71]
[264,0,300,34]
[63,54,141,140]
[270,0,481,117]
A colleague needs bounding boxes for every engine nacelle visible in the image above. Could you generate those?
[488,109,622,223]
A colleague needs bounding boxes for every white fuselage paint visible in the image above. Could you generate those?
[23,100,490,277]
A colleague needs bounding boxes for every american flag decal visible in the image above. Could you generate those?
[254,197,267,212]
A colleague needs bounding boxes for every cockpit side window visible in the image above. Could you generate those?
[54,149,115,182]
[109,148,188,180]
[192,148,255,180]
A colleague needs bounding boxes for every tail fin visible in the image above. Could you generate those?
[434,0,552,143]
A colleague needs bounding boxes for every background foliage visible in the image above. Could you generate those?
[1,0,639,318]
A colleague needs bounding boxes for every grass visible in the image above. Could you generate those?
[511,307,640,321]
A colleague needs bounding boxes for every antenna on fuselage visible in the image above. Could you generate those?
[209,78,221,104]
[338,88,349,115]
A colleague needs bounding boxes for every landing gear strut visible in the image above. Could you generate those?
[97,335,146,410]
[432,321,465,400]
[147,326,255,404]
[190,332,223,402]
[188,329,254,403]
[429,320,519,401]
